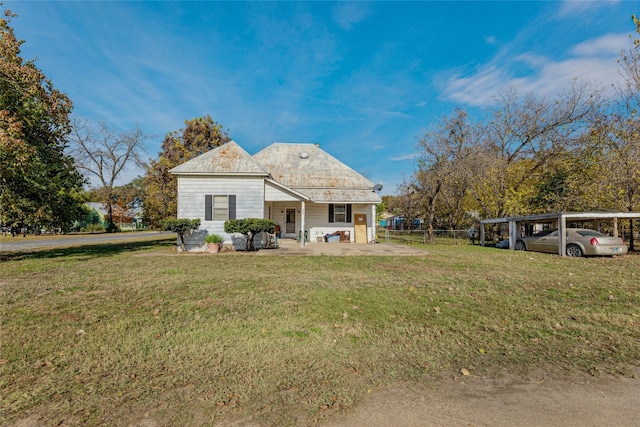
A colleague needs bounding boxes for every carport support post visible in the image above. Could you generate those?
[558,215,567,257]
[509,220,517,250]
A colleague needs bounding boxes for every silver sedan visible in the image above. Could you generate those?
[514,228,628,257]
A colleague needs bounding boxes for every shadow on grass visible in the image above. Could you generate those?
[0,237,175,261]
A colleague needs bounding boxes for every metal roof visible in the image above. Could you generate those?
[300,188,383,203]
[265,178,310,201]
[169,141,269,176]
[253,143,374,188]
[480,211,640,224]
[252,143,381,203]
[171,141,382,204]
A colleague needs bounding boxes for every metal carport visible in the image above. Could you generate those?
[480,212,640,256]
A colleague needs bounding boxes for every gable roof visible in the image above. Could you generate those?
[252,143,372,188]
[253,143,381,203]
[171,141,381,204]
[169,141,269,176]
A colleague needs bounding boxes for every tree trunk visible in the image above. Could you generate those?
[246,233,255,251]
[178,232,185,251]
[107,203,115,231]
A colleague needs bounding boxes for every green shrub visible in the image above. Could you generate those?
[205,234,223,244]
[105,222,121,233]
[84,223,105,233]
[161,218,201,250]
[224,218,275,251]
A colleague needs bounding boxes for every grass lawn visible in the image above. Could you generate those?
[1,240,639,426]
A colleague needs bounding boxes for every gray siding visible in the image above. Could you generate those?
[177,175,265,246]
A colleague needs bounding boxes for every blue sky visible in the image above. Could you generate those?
[5,1,638,195]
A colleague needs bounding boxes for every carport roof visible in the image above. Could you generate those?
[479,211,640,257]
[480,211,640,225]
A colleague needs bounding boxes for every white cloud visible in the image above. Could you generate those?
[572,32,631,56]
[390,152,419,161]
[485,35,497,45]
[332,2,372,30]
[557,0,621,18]
[440,32,629,107]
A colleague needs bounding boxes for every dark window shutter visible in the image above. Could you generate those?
[205,195,212,221]
[328,204,334,223]
[346,204,352,223]
[229,195,236,220]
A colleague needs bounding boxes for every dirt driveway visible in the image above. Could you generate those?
[321,370,640,427]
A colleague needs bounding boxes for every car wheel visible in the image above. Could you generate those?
[566,244,583,257]
[515,240,526,250]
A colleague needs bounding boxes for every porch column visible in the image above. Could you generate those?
[300,201,306,248]
[371,204,376,244]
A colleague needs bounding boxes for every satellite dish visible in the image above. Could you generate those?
[300,152,309,159]
[373,183,383,192]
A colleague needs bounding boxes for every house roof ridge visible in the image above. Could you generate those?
[170,140,270,176]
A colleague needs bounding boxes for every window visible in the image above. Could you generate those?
[328,203,352,223]
[213,195,228,221]
[205,195,236,221]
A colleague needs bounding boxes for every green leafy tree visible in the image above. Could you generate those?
[0,8,85,232]
[161,218,200,251]
[224,218,276,251]
[584,17,640,250]
[469,82,601,219]
[143,116,230,227]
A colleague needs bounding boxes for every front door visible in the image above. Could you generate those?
[355,214,367,243]
[285,208,296,235]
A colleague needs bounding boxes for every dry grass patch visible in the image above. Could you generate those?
[1,242,639,426]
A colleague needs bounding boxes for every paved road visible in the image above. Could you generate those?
[0,231,175,252]
[1,232,426,256]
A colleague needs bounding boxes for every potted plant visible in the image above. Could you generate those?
[204,234,223,253]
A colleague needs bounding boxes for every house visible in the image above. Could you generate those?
[169,141,382,250]
[82,202,142,231]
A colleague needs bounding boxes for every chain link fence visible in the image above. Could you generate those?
[378,228,479,246]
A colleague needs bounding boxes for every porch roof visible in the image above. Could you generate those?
[297,188,383,204]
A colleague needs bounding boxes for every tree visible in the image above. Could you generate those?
[469,82,602,219]
[0,8,85,232]
[584,19,640,250]
[224,218,276,251]
[143,116,230,227]
[86,177,143,210]
[67,118,148,232]
[160,218,200,251]
[406,108,479,239]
